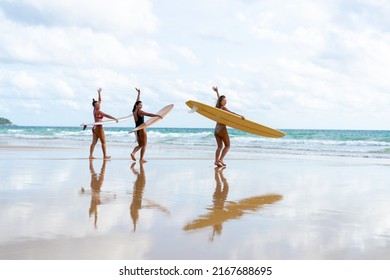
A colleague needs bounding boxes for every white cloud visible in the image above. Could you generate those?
[170,45,200,65]
[11,71,39,90]
[3,0,158,35]
[0,19,171,69]
[1,0,390,128]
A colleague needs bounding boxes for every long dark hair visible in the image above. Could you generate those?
[132,101,142,112]
[215,95,226,109]
[92,99,98,107]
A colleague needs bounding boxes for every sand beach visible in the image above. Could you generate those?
[1,133,390,260]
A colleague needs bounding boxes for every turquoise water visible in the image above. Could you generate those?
[1,126,390,159]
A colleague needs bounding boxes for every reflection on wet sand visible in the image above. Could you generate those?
[80,160,116,229]
[130,162,169,231]
[184,167,282,240]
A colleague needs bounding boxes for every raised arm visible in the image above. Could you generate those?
[134,88,162,119]
[213,86,245,119]
[212,86,220,98]
[97,88,102,104]
[135,87,141,102]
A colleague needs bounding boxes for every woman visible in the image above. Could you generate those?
[131,88,162,163]
[89,88,118,160]
[212,86,244,167]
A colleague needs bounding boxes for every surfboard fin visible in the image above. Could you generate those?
[188,106,198,113]
[82,125,87,131]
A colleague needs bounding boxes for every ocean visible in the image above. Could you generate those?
[1,126,390,159]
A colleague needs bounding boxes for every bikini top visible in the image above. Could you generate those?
[94,110,103,120]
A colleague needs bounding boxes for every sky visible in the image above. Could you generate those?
[1,0,390,129]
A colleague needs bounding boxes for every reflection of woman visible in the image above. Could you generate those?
[212,86,244,167]
[130,162,146,231]
[211,167,229,239]
[88,159,106,228]
[89,88,118,160]
[80,160,117,229]
[183,168,283,241]
[129,162,169,232]
[182,166,229,240]
[131,88,162,163]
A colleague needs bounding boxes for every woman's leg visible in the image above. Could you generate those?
[138,130,148,163]
[214,131,224,166]
[95,126,111,159]
[131,132,142,161]
[218,127,230,165]
[89,132,99,159]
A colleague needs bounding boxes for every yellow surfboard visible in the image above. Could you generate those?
[183,194,282,231]
[130,104,174,133]
[186,100,285,138]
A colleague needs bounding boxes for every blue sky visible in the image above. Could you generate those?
[1,0,390,129]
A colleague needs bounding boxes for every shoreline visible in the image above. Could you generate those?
[1,142,390,166]
[2,144,390,259]
[0,145,77,150]
[1,126,390,160]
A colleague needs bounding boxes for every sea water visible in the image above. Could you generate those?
[1,126,390,159]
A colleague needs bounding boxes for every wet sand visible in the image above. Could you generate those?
[1,143,390,260]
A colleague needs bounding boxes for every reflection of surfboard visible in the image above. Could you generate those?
[130,104,174,133]
[80,114,133,130]
[183,194,282,231]
[186,100,285,138]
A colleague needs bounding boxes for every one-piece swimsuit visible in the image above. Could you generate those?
[135,111,144,136]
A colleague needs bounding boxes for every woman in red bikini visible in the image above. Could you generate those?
[131,88,162,163]
[89,88,118,160]
[212,86,245,167]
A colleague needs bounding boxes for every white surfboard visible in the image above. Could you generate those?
[80,114,133,130]
[130,104,174,133]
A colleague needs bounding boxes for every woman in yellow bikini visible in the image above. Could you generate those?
[212,86,244,167]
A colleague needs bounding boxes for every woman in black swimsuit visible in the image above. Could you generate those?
[131,88,162,163]
[213,86,244,167]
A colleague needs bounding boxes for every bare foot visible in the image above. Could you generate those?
[214,161,223,167]
[218,160,226,166]
[140,159,148,163]
[215,166,226,171]
[104,156,111,160]
[89,156,96,159]
[130,162,138,174]
[131,153,136,161]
